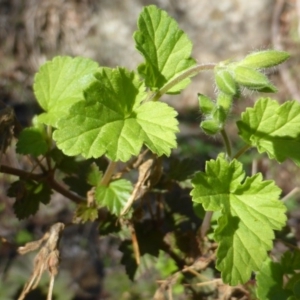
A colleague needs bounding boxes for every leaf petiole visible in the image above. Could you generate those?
[100,160,117,186]
[220,129,232,159]
[233,144,251,160]
[151,63,216,101]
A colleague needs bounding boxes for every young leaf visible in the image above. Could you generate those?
[237,98,300,166]
[95,178,132,216]
[7,180,52,219]
[191,154,286,285]
[74,203,99,223]
[215,69,237,96]
[86,163,103,186]
[34,56,99,126]
[238,50,290,69]
[198,94,215,115]
[134,5,196,94]
[53,67,178,161]
[231,66,277,92]
[200,119,221,135]
[216,92,233,114]
[16,127,48,157]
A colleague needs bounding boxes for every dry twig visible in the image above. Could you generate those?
[17,222,65,300]
[121,156,162,216]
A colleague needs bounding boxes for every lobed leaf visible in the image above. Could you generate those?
[34,56,99,126]
[53,67,178,161]
[16,127,48,157]
[95,178,132,216]
[191,154,286,285]
[237,98,300,166]
[74,203,99,223]
[134,5,196,94]
[8,180,52,219]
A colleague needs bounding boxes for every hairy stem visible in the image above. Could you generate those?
[220,129,232,159]
[100,160,117,186]
[150,63,216,101]
[233,144,251,160]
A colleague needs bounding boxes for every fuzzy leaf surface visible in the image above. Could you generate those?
[95,178,132,216]
[134,5,196,94]
[191,155,286,285]
[237,98,300,166]
[53,67,178,161]
[238,50,290,69]
[34,56,99,126]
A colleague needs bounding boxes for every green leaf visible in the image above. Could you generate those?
[256,258,293,300]
[216,92,233,114]
[190,154,286,285]
[237,98,300,166]
[212,106,227,124]
[238,50,290,69]
[134,5,196,94]
[215,69,237,96]
[155,250,178,277]
[86,163,103,186]
[95,178,132,215]
[231,66,277,92]
[74,203,98,223]
[198,94,215,115]
[16,126,48,157]
[34,56,99,126]
[7,180,52,219]
[200,119,221,135]
[281,250,300,274]
[257,251,300,299]
[53,67,178,161]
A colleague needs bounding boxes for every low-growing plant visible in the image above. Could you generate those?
[2,4,300,299]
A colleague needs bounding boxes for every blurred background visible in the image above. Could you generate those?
[1,0,300,299]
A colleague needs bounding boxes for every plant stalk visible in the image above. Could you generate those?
[233,144,251,160]
[220,129,232,159]
[150,63,216,101]
[100,160,117,186]
[0,164,85,204]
